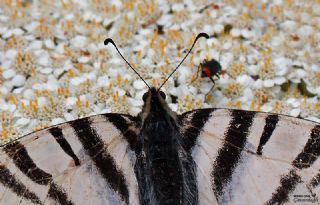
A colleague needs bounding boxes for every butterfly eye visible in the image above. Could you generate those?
[143,92,148,101]
[159,91,166,100]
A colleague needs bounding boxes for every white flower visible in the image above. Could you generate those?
[303,69,320,96]
[133,80,147,90]
[287,69,306,84]
[16,118,30,126]
[273,57,290,76]
[236,75,254,88]
[3,69,16,79]
[11,74,26,87]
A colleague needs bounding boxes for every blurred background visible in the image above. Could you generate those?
[0,0,319,143]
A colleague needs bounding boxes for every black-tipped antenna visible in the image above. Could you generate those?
[158,33,209,91]
[104,38,150,89]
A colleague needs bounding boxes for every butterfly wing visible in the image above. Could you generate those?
[179,108,320,204]
[0,113,140,205]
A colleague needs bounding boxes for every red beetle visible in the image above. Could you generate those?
[194,58,223,96]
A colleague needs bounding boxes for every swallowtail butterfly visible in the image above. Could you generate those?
[0,33,319,205]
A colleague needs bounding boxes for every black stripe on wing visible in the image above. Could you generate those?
[266,124,320,204]
[47,183,73,205]
[212,110,255,201]
[70,117,129,204]
[256,114,279,155]
[308,171,320,191]
[266,170,301,205]
[3,141,74,205]
[104,113,139,150]
[179,108,214,152]
[0,165,42,204]
[292,125,320,169]
[49,127,80,166]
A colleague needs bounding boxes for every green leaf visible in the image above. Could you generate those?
[281,81,290,92]
[297,80,316,97]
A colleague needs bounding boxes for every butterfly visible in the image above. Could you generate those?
[0,33,319,205]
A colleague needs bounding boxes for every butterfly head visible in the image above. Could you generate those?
[142,87,166,102]
[139,87,177,123]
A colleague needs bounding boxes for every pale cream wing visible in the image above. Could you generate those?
[180,108,320,205]
[0,113,140,205]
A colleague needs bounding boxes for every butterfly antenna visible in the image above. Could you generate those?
[158,33,209,91]
[104,38,150,89]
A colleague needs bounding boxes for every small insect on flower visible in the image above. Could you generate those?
[193,58,223,96]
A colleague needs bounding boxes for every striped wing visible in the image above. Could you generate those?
[180,108,320,205]
[0,113,139,205]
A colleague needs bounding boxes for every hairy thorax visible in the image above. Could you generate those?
[135,114,184,204]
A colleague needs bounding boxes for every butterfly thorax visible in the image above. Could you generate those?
[135,88,197,205]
